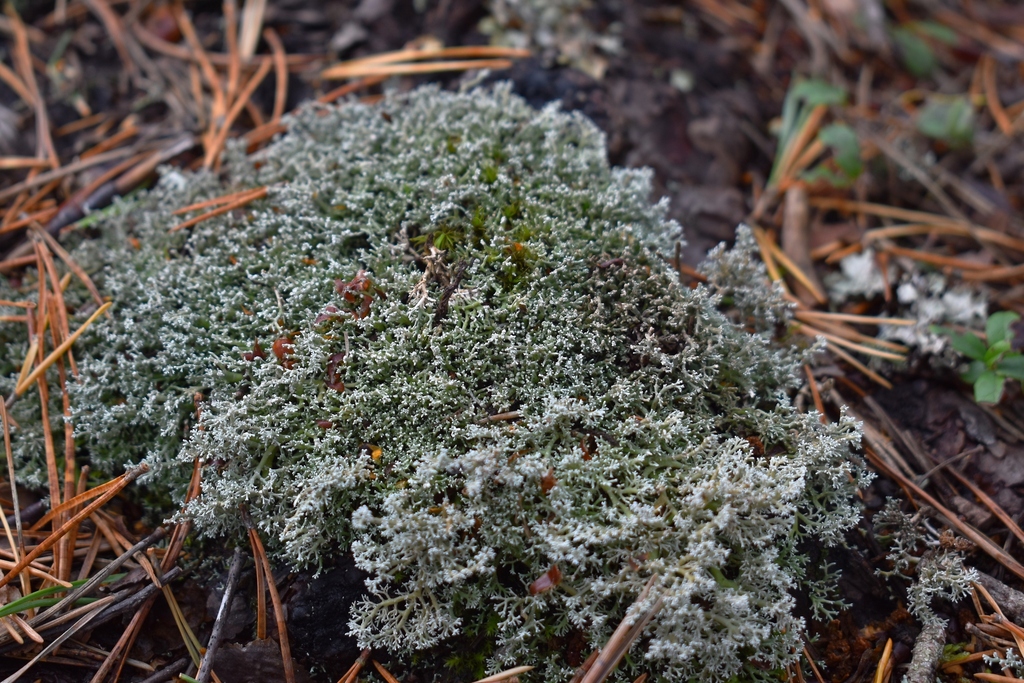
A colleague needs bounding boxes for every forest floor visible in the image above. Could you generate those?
[2,1,1024,682]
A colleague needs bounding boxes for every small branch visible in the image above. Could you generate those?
[903,619,945,683]
[197,547,245,683]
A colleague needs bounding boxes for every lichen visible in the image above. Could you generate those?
[3,84,865,680]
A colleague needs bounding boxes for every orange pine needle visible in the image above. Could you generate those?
[15,302,113,396]
[204,58,273,168]
[0,465,147,591]
[169,186,268,232]
[173,186,269,215]
[263,27,288,123]
[324,58,515,80]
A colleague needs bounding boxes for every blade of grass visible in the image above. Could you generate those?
[0,595,116,683]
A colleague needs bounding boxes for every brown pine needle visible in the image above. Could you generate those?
[372,660,400,683]
[471,666,535,683]
[6,4,57,169]
[0,558,71,587]
[0,464,146,591]
[796,310,915,326]
[248,527,295,683]
[777,104,828,183]
[872,637,892,683]
[250,530,266,640]
[33,227,106,313]
[881,245,990,272]
[748,223,785,284]
[803,646,827,683]
[982,55,1014,136]
[825,343,893,389]
[796,322,906,361]
[0,208,59,235]
[81,0,138,81]
[814,198,1024,253]
[169,186,268,232]
[946,467,1024,549]
[0,61,33,108]
[323,58,516,80]
[53,112,107,137]
[162,583,204,665]
[244,122,287,149]
[338,649,371,683]
[0,157,52,170]
[960,262,1024,283]
[324,45,530,76]
[172,186,270,215]
[787,138,826,179]
[203,58,273,168]
[14,338,38,390]
[580,576,662,683]
[793,312,909,353]
[0,147,136,205]
[317,75,388,105]
[173,1,226,123]
[760,229,827,304]
[974,672,1022,682]
[864,445,1024,581]
[0,617,22,645]
[9,614,42,643]
[263,27,288,123]
[824,242,864,264]
[804,365,827,423]
[939,649,997,671]
[224,0,241,109]
[15,302,112,396]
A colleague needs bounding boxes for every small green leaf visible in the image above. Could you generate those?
[817,123,862,179]
[891,26,937,77]
[790,79,848,107]
[917,95,975,148]
[944,329,987,361]
[911,21,958,46]
[975,370,1004,404]
[997,354,1024,381]
[987,310,1021,346]
[801,165,854,189]
[962,359,987,384]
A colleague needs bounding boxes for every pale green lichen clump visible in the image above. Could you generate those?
[13,85,864,680]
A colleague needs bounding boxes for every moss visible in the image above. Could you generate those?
[0,84,867,680]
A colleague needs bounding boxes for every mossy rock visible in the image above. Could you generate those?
[0,84,863,681]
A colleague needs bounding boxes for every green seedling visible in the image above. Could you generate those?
[801,122,863,188]
[932,311,1024,403]
[916,94,975,149]
[890,21,957,77]
[770,77,848,186]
